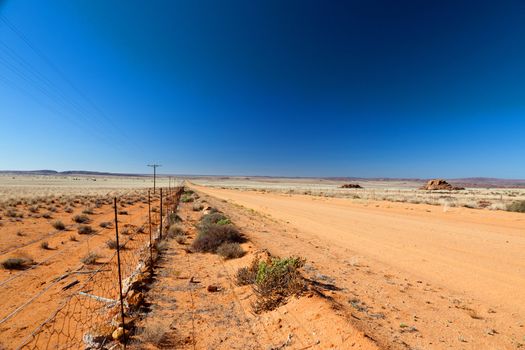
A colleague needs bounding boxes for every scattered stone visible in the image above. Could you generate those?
[112,327,124,341]
[207,285,220,292]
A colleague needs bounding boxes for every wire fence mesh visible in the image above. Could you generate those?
[11,186,184,350]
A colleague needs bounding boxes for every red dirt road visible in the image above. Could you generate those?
[194,185,525,348]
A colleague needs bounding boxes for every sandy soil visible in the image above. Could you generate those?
[191,185,525,349]
[0,192,162,349]
[133,194,378,350]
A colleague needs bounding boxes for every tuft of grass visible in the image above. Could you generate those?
[52,220,66,230]
[81,252,100,265]
[64,206,73,213]
[78,225,95,235]
[1,256,34,270]
[69,235,78,242]
[216,242,244,259]
[42,212,52,219]
[167,225,184,238]
[40,241,50,250]
[175,235,186,244]
[141,321,168,344]
[16,230,25,237]
[73,214,90,223]
[507,200,525,213]
[118,210,128,215]
[106,239,124,250]
[99,221,112,228]
[82,207,94,215]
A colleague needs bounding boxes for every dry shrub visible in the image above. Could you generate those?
[99,221,112,228]
[1,255,34,270]
[180,195,194,203]
[191,224,243,253]
[40,241,50,250]
[217,242,244,259]
[52,220,66,230]
[106,240,123,250]
[507,200,525,213]
[78,225,95,235]
[167,225,184,238]
[82,207,94,215]
[199,212,227,229]
[69,235,78,242]
[64,206,73,213]
[192,202,204,211]
[118,210,128,215]
[73,214,90,223]
[236,258,260,286]
[81,252,100,265]
[175,235,186,244]
[141,321,168,344]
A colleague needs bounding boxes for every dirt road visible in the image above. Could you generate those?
[194,185,525,349]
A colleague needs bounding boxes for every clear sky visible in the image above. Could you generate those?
[0,0,524,178]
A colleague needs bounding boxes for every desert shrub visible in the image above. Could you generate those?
[507,200,525,213]
[99,221,112,228]
[168,212,181,225]
[82,207,94,215]
[16,230,25,236]
[192,203,204,211]
[175,235,186,244]
[191,224,243,253]
[28,205,39,213]
[180,195,194,203]
[216,218,231,225]
[151,207,159,213]
[106,240,124,250]
[141,321,168,344]
[64,206,73,213]
[167,225,184,237]
[199,212,227,229]
[252,257,306,312]
[73,214,90,223]
[52,220,66,230]
[40,241,50,250]
[155,240,169,253]
[81,252,100,265]
[42,212,52,219]
[217,242,244,259]
[78,225,95,235]
[135,226,145,234]
[236,258,260,286]
[6,209,23,218]
[120,227,131,235]
[118,210,128,215]
[1,256,34,270]
[69,235,78,242]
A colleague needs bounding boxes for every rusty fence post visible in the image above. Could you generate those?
[159,188,163,240]
[113,197,126,348]
[148,189,153,267]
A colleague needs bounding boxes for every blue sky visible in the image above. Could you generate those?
[0,0,524,178]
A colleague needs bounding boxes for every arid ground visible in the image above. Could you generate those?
[0,175,523,349]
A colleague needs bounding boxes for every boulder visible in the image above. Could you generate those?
[420,179,464,191]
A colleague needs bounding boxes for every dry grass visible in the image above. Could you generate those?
[73,214,90,223]
[81,252,100,265]
[217,242,244,259]
[52,220,66,230]
[141,320,168,344]
[1,255,34,270]
[78,225,95,235]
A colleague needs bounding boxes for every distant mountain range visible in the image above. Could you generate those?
[1,171,524,188]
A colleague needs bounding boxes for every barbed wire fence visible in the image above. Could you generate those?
[14,186,184,350]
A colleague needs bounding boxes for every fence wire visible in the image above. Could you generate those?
[14,187,184,350]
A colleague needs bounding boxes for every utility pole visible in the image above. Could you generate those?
[147,164,161,193]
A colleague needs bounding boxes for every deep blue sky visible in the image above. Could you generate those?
[0,1,524,178]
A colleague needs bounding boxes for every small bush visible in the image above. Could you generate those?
[81,252,100,265]
[251,256,306,313]
[52,220,66,230]
[1,256,34,270]
[236,258,260,286]
[175,235,186,244]
[118,210,128,215]
[78,225,95,235]
[42,212,52,219]
[16,230,25,237]
[217,242,244,259]
[99,221,112,228]
[167,225,184,237]
[73,214,90,223]
[106,240,124,250]
[191,224,244,253]
[155,240,169,253]
[29,205,39,213]
[82,207,94,215]
[64,206,73,213]
[192,203,204,211]
[180,195,194,203]
[199,212,227,229]
[507,200,525,213]
[40,241,50,250]
[141,321,168,344]
[216,218,231,225]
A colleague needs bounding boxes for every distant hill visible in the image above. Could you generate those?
[0,170,148,177]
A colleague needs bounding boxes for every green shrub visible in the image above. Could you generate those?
[199,212,227,229]
[507,200,525,213]
[217,242,244,259]
[216,218,231,225]
[252,257,306,312]
[180,195,194,203]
